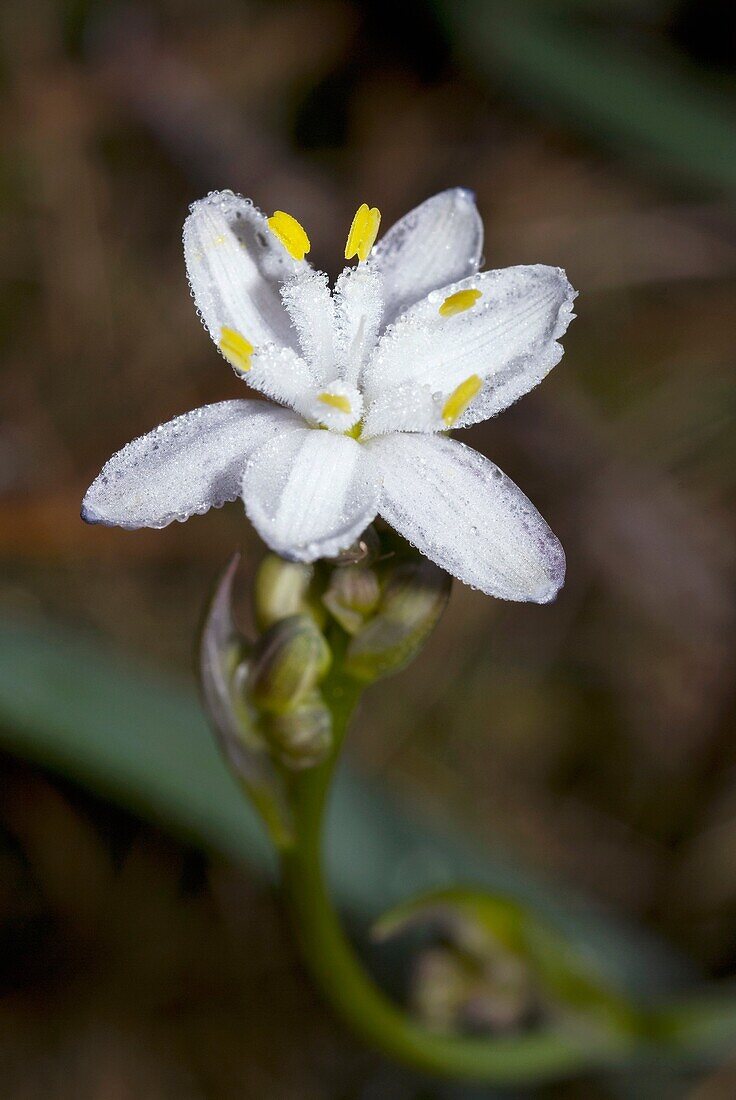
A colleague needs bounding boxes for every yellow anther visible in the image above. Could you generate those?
[318,392,352,414]
[219,327,254,372]
[439,288,482,318]
[267,210,311,260]
[441,374,482,426]
[345,203,381,262]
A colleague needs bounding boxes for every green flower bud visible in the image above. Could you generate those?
[344,559,451,682]
[322,564,381,635]
[200,553,295,846]
[412,944,537,1036]
[375,887,642,1040]
[254,554,325,631]
[264,692,332,770]
[248,613,331,714]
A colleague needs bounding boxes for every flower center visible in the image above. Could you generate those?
[217,204,485,438]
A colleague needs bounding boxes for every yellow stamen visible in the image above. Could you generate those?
[267,210,310,260]
[345,203,381,262]
[441,374,482,426]
[219,327,254,372]
[439,288,482,318]
[318,392,352,414]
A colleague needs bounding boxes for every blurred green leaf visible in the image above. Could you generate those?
[657,989,736,1053]
[437,0,736,194]
[0,613,695,1001]
[4,613,736,1075]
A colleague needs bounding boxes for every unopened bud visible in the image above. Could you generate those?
[264,692,332,769]
[322,564,381,634]
[412,945,537,1036]
[200,554,295,845]
[248,614,331,714]
[344,558,451,681]
[254,554,324,631]
[376,886,640,1040]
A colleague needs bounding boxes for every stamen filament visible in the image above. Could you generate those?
[439,288,482,317]
[442,374,482,426]
[267,210,311,260]
[345,203,381,262]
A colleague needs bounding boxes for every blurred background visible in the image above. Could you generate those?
[1,0,736,1095]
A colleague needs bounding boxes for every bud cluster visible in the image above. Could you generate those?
[202,528,452,778]
[247,612,332,769]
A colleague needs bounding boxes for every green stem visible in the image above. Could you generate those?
[279,673,634,1084]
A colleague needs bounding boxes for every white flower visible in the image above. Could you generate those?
[82,189,576,602]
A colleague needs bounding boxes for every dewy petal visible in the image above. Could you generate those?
[183,191,306,352]
[361,382,443,438]
[82,400,300,530]
[242,426,378,562]
[362,265,576,437]
[246,344,317,412]
[367,432,565,602]
[368,188,483,329]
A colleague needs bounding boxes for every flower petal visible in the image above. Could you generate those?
[362,265,576,437]
[246,344,317,411]
[368,188,483,328]
[82,401,300,530]
[183,191,305,352]
[368,432,565,602]
[242,427,378,562]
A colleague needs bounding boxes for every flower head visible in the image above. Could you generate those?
[82,189,576,601]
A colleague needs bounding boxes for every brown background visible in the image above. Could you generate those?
[1,1,735,1095]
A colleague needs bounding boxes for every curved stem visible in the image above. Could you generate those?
[279,674,634,1084]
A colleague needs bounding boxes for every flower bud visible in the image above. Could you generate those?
[412,944,537,1036]
[264,692,332,770]
[374,886,641,1041]
[322,564,381,635]
[254,553,325,631]
[344,558,451,681]
[200,554,295,845]
[247,613,331,714]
